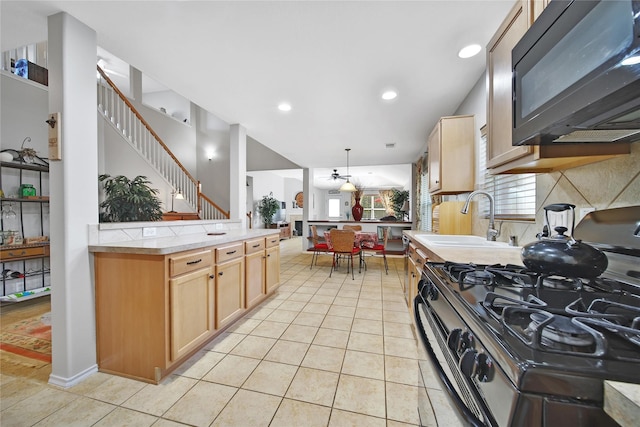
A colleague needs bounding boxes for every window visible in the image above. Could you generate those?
[479,128,536,219]
[419,176,432,231]
[328,198,341,218]
[361,193,387,220]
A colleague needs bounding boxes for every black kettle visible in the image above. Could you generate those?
[521,203,608,278]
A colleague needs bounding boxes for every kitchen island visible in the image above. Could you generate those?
[89,228,280,384]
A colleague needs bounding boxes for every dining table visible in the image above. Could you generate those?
[324,230,379,250]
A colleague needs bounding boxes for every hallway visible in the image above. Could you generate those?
[0,237,459,426]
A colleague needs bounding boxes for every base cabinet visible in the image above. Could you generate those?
[170,267,214,360]
[245,238,266,308]
[407,243,427,320]
[215,243,245,329]
[94,233,279,384]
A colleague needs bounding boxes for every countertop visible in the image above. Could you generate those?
[402,230,640,427]
[88,228,279,255]
[403,230,523,265]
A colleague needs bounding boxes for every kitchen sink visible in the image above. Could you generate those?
[414,234,511,248]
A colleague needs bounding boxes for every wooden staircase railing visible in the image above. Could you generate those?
[96,66,229,219]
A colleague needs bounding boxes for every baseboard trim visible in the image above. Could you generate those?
[48,363,98,388]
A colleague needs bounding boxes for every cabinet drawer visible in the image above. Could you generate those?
[170,250,212,277]
[245,238,265,255]
[0,244,49,261]
[216,242,244,263]
[266,235,280,248]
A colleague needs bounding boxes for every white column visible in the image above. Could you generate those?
[229,124,246,226]
[47,12,99,387]
[302,168,311,251]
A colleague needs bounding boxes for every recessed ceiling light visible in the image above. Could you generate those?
[458,44,482,59]
[278,103,292,112]
[381,90,398,100]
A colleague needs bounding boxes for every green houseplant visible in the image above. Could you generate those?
[390,188,410,220]
[257,192,280,228]
[99,174,163,222]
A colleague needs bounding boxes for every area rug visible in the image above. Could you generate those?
[0,312,51,363]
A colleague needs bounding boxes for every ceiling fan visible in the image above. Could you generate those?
[329,169,349,181]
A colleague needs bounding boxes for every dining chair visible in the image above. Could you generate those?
[362,226,390,274]
[309,225,330,269]
[329,229,361,280]
[343,225,362,231]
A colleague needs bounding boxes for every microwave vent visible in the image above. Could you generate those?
[554,129,640,143]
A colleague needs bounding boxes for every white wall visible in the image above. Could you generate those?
[248,170,285,228]
[196,106,231,211]
[142,89,191,123]
[0,72,48,153]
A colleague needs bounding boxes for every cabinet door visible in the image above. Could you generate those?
[245,250,265,308]
[486,0,533,168]
[170,268,214,360]
[428,123,441,192]
[408,257,419,320]
[216,257,245,329]
[265,245,280,294]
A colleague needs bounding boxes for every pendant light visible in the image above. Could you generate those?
[339,148,357,192]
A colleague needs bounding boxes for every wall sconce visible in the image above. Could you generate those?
[206,149,214,161]
[170,189,184,212]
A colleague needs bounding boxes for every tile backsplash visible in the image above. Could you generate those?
[466,143,640,247]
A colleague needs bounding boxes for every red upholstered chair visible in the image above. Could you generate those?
[329,229,361,280]
[362,226,390,274]
[309,225,330,269]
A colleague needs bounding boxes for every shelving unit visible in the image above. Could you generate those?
[0,152,50,302]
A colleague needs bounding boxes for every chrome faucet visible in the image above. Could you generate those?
[461,190,499,241]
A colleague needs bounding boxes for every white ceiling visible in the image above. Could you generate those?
[1,0,514,189]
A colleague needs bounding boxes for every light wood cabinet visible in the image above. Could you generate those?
[407,243,427,320]
[265,238,280,294]
[245,238,266,308]
[94,233,280,384]
[486,0,629,174]
[428,115,475,194]
[215,242,245,329]
[169,261,214,361]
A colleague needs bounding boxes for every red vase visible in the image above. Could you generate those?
[352,198,363,221]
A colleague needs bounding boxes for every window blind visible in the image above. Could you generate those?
[420,175,432,231]
[479,130,536,218]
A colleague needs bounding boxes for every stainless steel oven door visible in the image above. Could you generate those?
[414,268,520,427]
[414,291,493,426]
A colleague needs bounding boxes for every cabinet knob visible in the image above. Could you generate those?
[209,274,215,279]
[218,272,223,276]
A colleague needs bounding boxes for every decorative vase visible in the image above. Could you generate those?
[352,198,363,221]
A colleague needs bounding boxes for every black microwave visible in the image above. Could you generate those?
[512,0,640,146]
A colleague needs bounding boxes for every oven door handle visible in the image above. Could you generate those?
[414,296,487,427]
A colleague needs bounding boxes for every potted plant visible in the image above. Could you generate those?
[257,192,280,228]
[98,174,163,222]
[391,189,410,220]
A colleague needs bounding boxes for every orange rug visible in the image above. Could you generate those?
[0,312,51,363]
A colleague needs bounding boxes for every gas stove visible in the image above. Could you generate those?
[414,206,640,427]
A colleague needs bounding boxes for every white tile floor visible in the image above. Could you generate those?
[0,237,461,426]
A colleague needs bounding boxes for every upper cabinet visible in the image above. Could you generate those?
[486,0,630,174]
[428,115,475,195]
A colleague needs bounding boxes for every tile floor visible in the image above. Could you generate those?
[1,237,461,426]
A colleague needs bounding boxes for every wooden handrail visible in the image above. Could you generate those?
[200,192,230,218]
[98,66,229,219]
[97,66,197,188]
